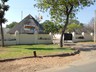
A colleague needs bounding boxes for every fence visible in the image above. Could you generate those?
[0,32,94,45]
[0,33,53,45]
[0,34,16,45]
[53,34,61,44]
[72,32,93,42]
[53,32,94,44]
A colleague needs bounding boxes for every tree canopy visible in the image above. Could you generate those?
[35,0,95,23]
[6,22,18,29]
[41,20,63,34]
[66,23,82,32]
[66,19,84,33]
[35,0,95,47]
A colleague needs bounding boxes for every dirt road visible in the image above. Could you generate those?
[0,54,80,72]
[38,50,96,72]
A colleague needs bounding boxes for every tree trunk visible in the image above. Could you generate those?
[60,14,69,47]
[0,24,4,47]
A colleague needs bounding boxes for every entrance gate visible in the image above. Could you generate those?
[64,33,72,41]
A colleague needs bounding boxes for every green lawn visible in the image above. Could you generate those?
[0,44,74,59]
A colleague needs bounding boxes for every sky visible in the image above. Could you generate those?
[3,0,96,27]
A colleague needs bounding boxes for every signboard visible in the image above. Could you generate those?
[24,25,35,32]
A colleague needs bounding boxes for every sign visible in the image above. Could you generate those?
[24,25,35,31]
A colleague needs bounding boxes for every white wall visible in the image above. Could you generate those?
[72,32,93,42]
[17,34,35,44]
[53,34,61,44]
[38,34,52,44]
[0,32,93,45]
[0,41,16,45]
[53,32,94,43]
[0,34,16,45]
[0,33,53,45]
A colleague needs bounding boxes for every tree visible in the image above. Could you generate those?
[57,24,63,33]
[66,23,82,33]
[66,19,84,33]
[69,19,80,25]
[6,22,18,29]
[0,0,9,47]
[41,20,58,34]
[35,0,95,47]
[86,17,94,32]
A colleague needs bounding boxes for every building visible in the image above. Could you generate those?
[8,14,43,34]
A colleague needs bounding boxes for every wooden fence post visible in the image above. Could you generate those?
[33,51,37,57]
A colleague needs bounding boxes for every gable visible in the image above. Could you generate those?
[8,14,43,34]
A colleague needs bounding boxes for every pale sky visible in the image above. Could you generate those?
[3,0,96,27]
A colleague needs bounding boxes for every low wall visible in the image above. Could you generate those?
[0,33,53,45]
[53,34,61,44]
[37,34,52,44]
[0,34,16,45]
[0,32,93,45]
[53,32,94,43]
[0,41,16,45]
[72,32,93,42]
[16,34,35,44]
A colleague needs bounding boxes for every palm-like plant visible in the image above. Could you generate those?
[0,0,9,47]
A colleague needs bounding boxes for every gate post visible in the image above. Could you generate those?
[72,32,76,42]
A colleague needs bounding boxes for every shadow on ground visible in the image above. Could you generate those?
[26,48,68,51]
[74,45,96,51]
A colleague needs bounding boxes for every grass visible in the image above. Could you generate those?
[0,44,74,59]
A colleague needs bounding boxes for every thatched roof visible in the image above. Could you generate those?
[8,14,43,34]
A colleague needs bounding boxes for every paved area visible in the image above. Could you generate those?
[57,61,96,72]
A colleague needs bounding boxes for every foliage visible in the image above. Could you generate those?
[57,24,63,33]
[0,0,9,47]
[0,0,9,23]
[66,19,84,32]
[35,0,95,24]
[6,22,18,28]
[0,44,74,59]
[42,19,84,33]
[35,0,95,47]
[66,23,82,32]
[69,19,80,25]
[41,20,63,33]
